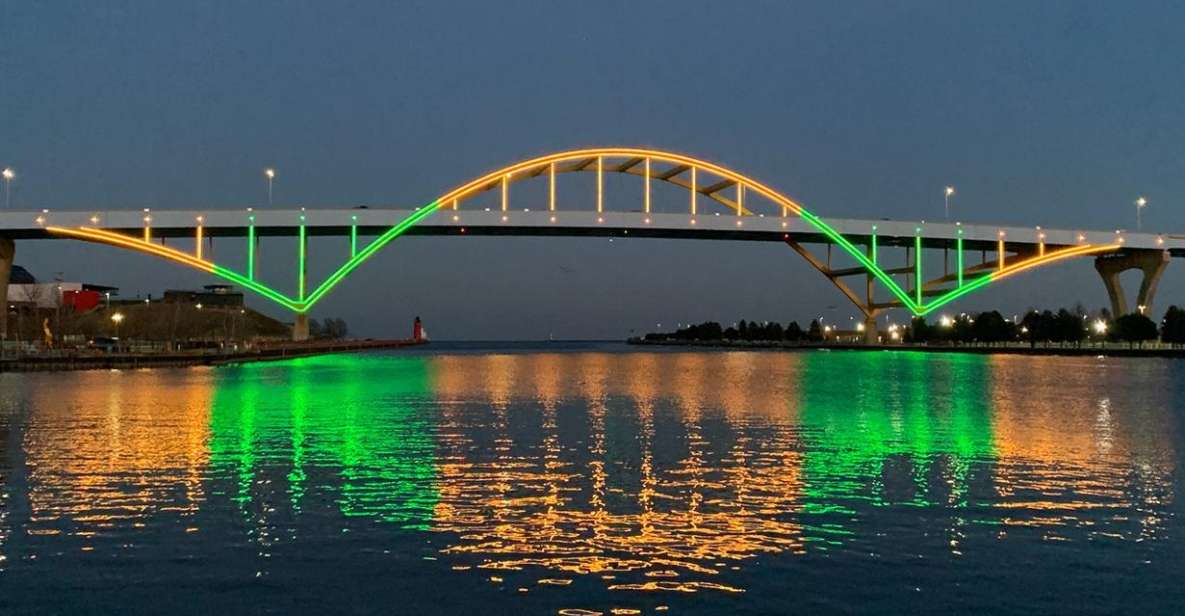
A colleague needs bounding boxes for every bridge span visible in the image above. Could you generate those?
[1,147,1180,341]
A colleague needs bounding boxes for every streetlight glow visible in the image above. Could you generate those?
[2,167,13,209]
[944,186,955,220]
[265,168,276,206]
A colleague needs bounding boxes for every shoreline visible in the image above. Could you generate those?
[0,338,428,372]
[626,337,1185,358]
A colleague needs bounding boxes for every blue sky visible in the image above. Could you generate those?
[3,1,1183,338]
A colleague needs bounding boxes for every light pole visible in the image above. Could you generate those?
[944,186,955,221]
[265,168,276,207]
[1135,196,1147,231]
[2,168,14,209]
[111,312,125,349]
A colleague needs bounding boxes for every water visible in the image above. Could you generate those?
[1,343,1183,614]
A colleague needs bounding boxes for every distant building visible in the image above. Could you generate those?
[7,265,118,312]
[162,285,244,307]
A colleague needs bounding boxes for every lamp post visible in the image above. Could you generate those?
[2,168,14,209]
[1135,196,1147,231]
[944,186,955,221]
[111,312,125,350]
[265,168,276,207]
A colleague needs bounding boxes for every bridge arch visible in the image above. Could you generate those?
[42,147,1121,329]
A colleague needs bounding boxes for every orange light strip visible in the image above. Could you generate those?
[690,167,697,216]
[433,148,795,217]
[46,225,304,311]
[49,226,216,273]
[195,225,204,260]
[549,162,556,211]
[596,156,603,213]
[643,158,651,214]
[501,174,509,212]
[989,243,1120,283]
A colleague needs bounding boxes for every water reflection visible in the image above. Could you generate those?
[0,349,1179,608]
[431,352,806,593]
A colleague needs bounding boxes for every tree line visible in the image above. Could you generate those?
[644,318,826,343]
[641,305,1185,348]
[308,317,350,340]
[909,307,1182,348]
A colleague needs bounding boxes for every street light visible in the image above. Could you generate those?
[111,312,125,342]
[2,167,14,209]
[265,168,276,207]
[944,186,955,221]
[1135,196,1147,231]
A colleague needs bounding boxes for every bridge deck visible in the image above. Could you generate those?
[1,208,1180,254]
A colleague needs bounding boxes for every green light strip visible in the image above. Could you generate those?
[914,234,922,305]
[247,222,256,281]
[871,229,878,266]
[300,203,441,310]
[350,222,358,257]
[298,220,307,301]
[916,274,992,316]
[798,211,918,311]
[212,264,302,312]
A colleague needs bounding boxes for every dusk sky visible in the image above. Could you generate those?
[4,1,1183,338]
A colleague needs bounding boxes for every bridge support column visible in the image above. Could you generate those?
[863,314,879,345]
[0,237,13,339]
[1094,250,1170,317]
[293,313,309,342]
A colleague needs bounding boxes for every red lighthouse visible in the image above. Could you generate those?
[413,316,426,342]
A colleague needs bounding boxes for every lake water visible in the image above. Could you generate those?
[1,343,1183,614]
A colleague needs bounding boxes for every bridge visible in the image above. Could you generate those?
[1,147,1181,342]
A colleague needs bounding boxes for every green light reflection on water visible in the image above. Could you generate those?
[796,351,997,536]
[207,353,439,529]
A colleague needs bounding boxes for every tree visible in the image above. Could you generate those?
[784,321,804,341]
[1020,310,1054,347]
[972,310,1013,344]
[324,318,349,339]
[807,319,823,342]
[1112,313,1158,348]
[907,317,932,343]
[1053,308,1086,347]
[1161,306,1185,347]
[951,314,974,344]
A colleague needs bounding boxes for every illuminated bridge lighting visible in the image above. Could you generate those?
[41,147,1124,318]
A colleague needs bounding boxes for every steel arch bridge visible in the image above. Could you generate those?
[4,147,1178,339]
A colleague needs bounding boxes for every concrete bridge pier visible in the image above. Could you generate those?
[0,237,13,339]
[863,313,879,345]
[1094,250,1170,317]
[293,313,310,342]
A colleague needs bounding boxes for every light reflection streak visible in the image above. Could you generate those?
[21,370,212,540]
[429,352,808,595]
